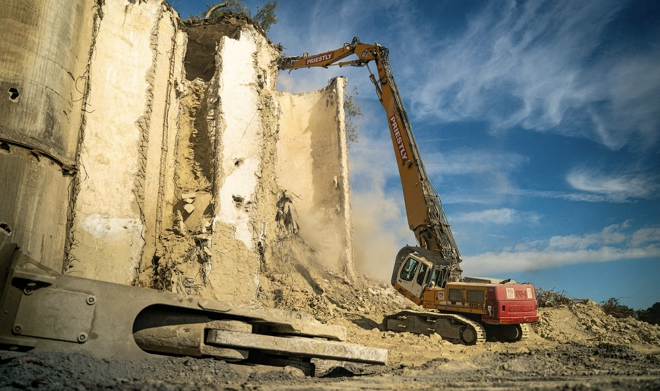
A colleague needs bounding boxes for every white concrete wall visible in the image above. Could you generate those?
[214,29,264,249]
[275,78,354,277]
[67,0,184,284]
[203,27,281,302]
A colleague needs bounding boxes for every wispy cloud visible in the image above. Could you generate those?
[566,167,660,202]
[453,208,541,225]
[424,149,527,177]
[481,164,660,203]
[422,148,528,204]
[631,227,660,247]
[464,222,660,275]
[410,0,660,151]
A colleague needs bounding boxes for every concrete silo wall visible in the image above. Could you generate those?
[0,0,95,269]
[66,0,185,284]
[275,80,354,279]
[1,1,354,304]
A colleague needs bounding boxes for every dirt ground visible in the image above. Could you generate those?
[2,272,660,390]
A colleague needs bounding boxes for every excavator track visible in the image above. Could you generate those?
[383,310,486,345]
[484,323,530,342]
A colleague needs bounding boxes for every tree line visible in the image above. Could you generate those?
[601,298,660,325]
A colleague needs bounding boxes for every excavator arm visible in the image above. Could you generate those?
[281,37,463,281]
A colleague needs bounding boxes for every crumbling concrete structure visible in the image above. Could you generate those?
[67,0,185,285]
[275,87,354,279]
[0,0,354,303]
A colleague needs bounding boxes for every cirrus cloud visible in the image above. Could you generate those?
[409,0,660,151]
[464,222,660,275]
[566,167,660,202]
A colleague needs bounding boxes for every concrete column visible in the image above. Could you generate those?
[275,78,355,279]
[66,0,184,284]
[0,0,95,269]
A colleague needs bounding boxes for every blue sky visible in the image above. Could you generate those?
[171,0,660,310]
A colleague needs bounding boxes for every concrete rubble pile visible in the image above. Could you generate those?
[571,301,660,345]
[534,300,660,345]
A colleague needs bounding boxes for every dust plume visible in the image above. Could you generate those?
[349,138,414,280]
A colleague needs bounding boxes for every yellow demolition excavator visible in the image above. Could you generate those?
[280,38,539,344]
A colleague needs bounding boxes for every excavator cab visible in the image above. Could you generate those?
[391,246,452,303]
[429,266,449,289]
[395,253,432,298]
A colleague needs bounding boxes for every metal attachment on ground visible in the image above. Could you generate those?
[0,243,388,369]
[206,329,388,365]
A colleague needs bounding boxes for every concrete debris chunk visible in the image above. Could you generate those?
[207,329,388,365]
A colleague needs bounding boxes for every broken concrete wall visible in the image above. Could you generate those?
[0,0,96,270]
[66,0,185,284]
[2,2,354,303]
[146,21,285,302]
[275,79,355,279]
[144,18,355,303]
[151,24,282,302]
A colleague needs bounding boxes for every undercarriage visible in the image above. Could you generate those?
[383,310,529,344]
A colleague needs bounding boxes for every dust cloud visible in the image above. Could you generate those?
[352,186,408,281]
[348,135,413,281]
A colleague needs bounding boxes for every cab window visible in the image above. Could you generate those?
[430,269,439,285]
[399,257,419,281]
[433,267,448,288]
[416,263,428,285]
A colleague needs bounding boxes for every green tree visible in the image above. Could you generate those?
[254,1,278,32]
[636,302,660,325]
[203,1,278,33]
[344,85,362,145]
[601,297,635,319]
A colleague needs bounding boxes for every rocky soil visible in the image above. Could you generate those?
[2,271,659,390]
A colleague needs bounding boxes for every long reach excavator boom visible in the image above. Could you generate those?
[281,38,462,282]
[281,38,538,344]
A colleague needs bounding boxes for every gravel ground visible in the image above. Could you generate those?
[2,342,659,390]
[2,274,660,390]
